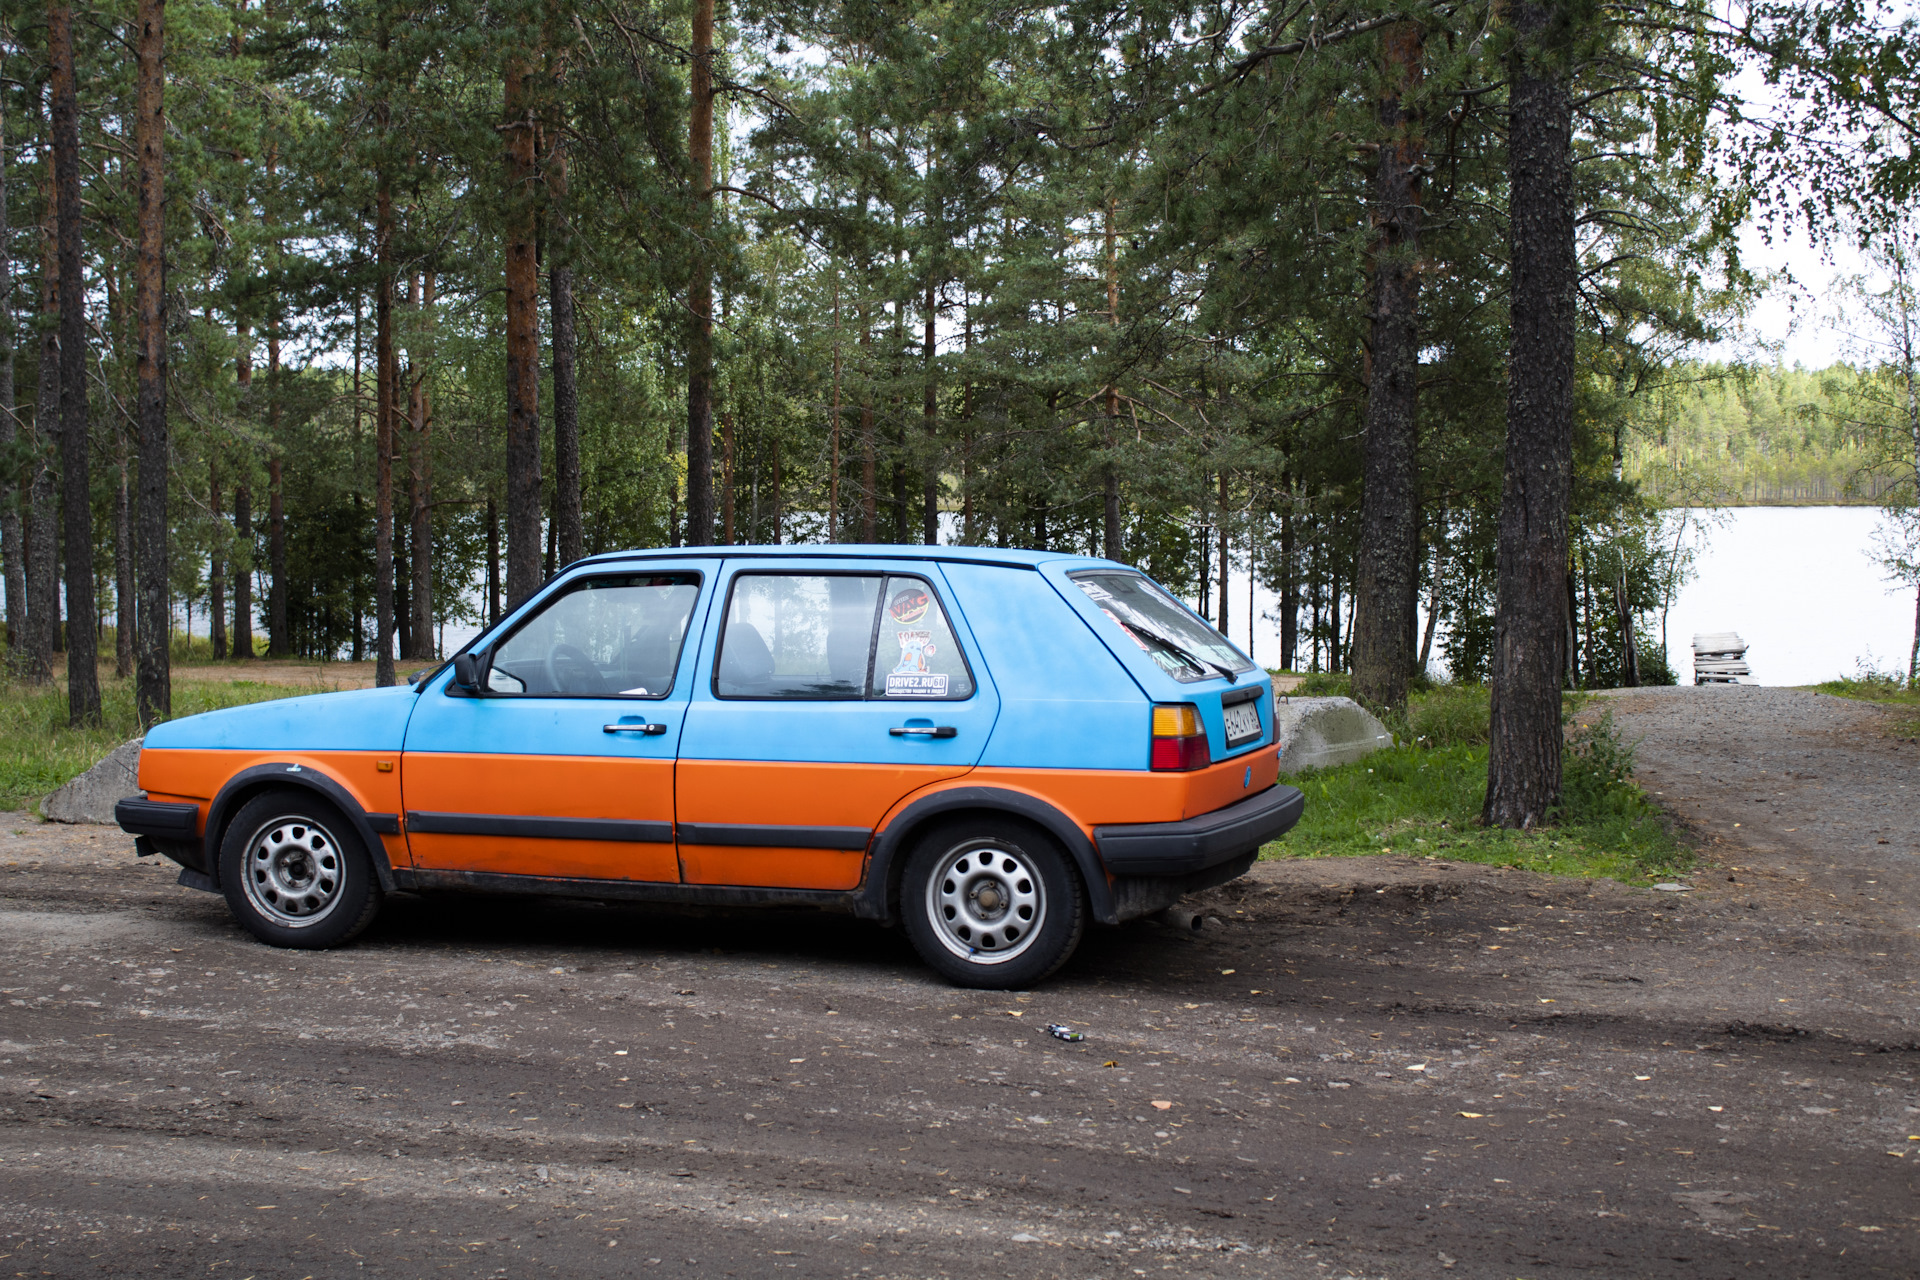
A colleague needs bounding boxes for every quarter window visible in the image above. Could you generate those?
[485,573,701,697]
[870,577,975,699]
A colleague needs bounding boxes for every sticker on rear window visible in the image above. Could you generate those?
[887,629,948,696]
[888,586,931,625]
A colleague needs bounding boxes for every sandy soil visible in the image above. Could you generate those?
[1,685,1915,1278]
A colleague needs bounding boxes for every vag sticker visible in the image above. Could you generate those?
[888,586,931,625]
[887,629,949,696]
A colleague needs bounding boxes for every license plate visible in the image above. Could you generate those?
[1222,699,1262,747]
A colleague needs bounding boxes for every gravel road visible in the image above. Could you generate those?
[3,685,1916,1278]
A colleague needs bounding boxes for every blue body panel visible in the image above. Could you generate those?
[941,561,1150,771]
[1034,561,1274,764]
[141,685,420,752]
[675,557,1000,767]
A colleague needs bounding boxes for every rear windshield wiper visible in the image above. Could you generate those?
[1114,616,1239,683]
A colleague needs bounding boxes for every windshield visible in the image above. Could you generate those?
[1070,572,1255,683]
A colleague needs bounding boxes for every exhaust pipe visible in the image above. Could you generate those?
[1155,906,1207,933]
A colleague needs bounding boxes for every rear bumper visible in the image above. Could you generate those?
[1093,783,1304,877]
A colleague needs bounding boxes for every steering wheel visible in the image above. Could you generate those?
[544,642,604,694]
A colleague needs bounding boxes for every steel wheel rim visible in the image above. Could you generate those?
[925,842,1045,965]
[241,815,346,928]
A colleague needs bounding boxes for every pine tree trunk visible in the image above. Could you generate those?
[683,0,716,546]
[486,496,500,626]
[0,93,21,674]
[133,0,169,719]
[1279,496,1298,670]
[1351,20,1424,712]
[373,162,395,684]
[1103,196,1122,561]
[209,461,225,659]
[24,119,57,684]
[549,132,582,568]
[114,456,133,677]
[51,0,99,724]
[828,272,841,540]
[267,329,287,656]
[503,55,543,601]
[409,272,434,658]
[550,263,581,565]
[232,484,252,660]
[923,278,938,546]
[1216,469,1230,637]
[1485,0,1576,828]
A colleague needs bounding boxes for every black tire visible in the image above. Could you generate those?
[900,819,1084,989]
[218,789,384,949]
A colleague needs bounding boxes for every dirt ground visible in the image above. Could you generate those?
[2,686,1916,1279]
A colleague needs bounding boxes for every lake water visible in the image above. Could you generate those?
[1660,506,1914,686]
[1206,505,1915,687]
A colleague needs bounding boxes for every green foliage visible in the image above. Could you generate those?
[1266,735,1691,885]
[1406,684,1490,749]
[0,677,319,811]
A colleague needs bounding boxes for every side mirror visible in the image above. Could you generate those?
[452,652,482,693]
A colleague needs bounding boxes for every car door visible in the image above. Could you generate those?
[674,559,1000,890]
[401,564,714,883]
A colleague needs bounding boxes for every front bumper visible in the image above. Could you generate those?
[1093,783,1305,877]
[115,798,209,875]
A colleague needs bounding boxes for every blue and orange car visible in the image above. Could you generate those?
[116,546,1304,987]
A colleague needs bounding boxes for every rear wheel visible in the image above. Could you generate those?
[219,790,383,949]
[901,820,1084,988]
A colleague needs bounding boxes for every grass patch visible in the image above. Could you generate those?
[1263,693,1692,885]
[1811,669,1920,735]
[0,674,321,811]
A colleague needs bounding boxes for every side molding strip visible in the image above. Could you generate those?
[405,812,674,844]
[675,822,872,850]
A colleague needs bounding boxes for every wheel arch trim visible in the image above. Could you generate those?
[861,785,1118,926]
[204,763,399,893]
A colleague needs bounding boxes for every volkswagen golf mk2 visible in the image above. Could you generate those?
[116,546,1304,988]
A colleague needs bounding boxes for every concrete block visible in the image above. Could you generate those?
[1274,697,1393,773]
[41,737,142,825]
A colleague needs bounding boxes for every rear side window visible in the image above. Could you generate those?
[1070,571,1254,683]
[870,577,975,699]
[717,574,880,698]
[715,572,976,701]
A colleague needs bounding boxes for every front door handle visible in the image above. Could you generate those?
[604,723,669,735]
[890,725,958,739]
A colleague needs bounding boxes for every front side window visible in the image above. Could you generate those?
[715,572,975,700]
[485,573,701,697]
[1070,571,1254,683]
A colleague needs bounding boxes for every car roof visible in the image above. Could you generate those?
[569,544,1123,572]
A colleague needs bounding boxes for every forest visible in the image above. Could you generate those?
[0,0,1916,823]
[1627,362,1920,506]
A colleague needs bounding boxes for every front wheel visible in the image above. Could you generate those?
[901,821,1084,988]
[219,790,384,949]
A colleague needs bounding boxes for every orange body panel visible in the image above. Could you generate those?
[675,760,967,889]
[136,747,409,866]
[961,745,1281,836]
[402,753,680,882]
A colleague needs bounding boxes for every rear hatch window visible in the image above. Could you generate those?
[1070,571,1254,683]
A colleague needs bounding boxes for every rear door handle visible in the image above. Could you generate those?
[890,725,957,739]
[604,723,669,735]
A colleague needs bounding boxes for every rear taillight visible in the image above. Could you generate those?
[1150,704,1212,771]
